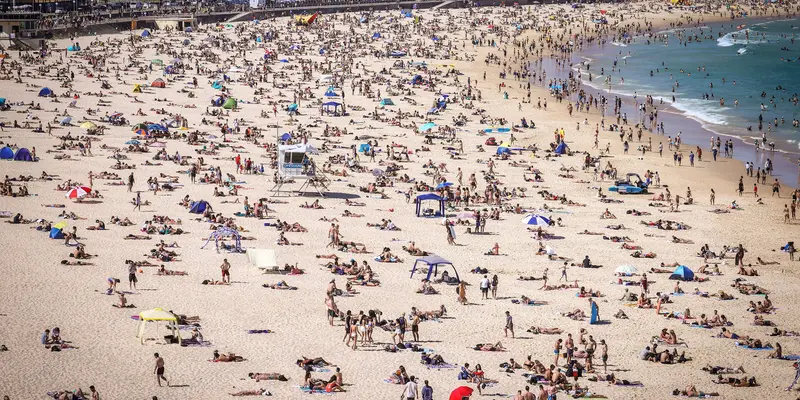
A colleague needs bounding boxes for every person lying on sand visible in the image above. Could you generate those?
[202,279,229,285]
[562,309,586,320]
[157,265,188,276]
[757,257,780,265]
[702,365,745,375]
[229,388,270,396]
[262,281,297,290]
[738,265,758,276]
[526,327,563,335]
[712,375,759,387]
[411,305,447,320]
[473,342,505,351]
[249,372,288,382]
[60,260,93,266]
[213,350,245,362]
[672,385,719,397]
[296,357,331,368]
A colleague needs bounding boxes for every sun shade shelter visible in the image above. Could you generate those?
[189,200,211,214]
[0,146,14,159]
[669,265,695,281]
[247,248,278,273]
[13,147,33,161]
[415,193,445,217]
[151,78,166,88]
[136,308,181,345]
[410,255,459,283]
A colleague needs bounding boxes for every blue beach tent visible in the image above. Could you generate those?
[13,148,32,161]
[49,226,65,239]
[189,200,211,214]
[669,265,695,281]
[38,87,53,97]
[0,147,13,160]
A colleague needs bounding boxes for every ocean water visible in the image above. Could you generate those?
[565,18,800,184]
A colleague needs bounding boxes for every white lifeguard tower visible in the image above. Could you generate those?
[271,143,330,196]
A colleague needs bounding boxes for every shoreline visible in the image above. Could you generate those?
[569,15,800,186]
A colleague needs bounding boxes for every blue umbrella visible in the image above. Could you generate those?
[126,140,141,145]
[521,214,551,226]
[435,182,453,189]
[419,122,436,132]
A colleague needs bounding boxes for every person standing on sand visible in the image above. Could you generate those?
[89,385,99,400]
[154,353,169,387]
[134,191,142,211]
[220,258,231,283]
[553,339,562,366]
[480,275,490,300]
[505,311,514,338]
[421,380,433,400]
[325,294,338,326]
[559,262,568,282]
[411,313,420,342]
[403,376,418,400]
[710,189,715,205]
[128,172,135,192]
[128,262,138,291]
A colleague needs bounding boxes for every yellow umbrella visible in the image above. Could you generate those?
[53,221,68,229]
[80,121,97,129]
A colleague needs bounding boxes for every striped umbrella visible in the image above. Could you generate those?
[65,186,92,200]
[133,129,149,137]
[521,214,551,226]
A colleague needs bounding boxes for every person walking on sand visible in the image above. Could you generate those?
[134,191,142,211]
[480,275,490,300]
[403,376,419,400]
[505,311,515,338]
[89,385,99,400]
[220,259,231,283]
[559,262,568,282]
[457,281,467,305]
[421,380,433,400]
[154,353,169,387]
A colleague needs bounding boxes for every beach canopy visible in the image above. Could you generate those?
[669,265,695,281]
[60,116,72,125]
[189,200,211,214]
[521,214,550,226]
[0,146,13,159]
[38,87,52,97]
[184,27,193,33]
[615,265,638,275]
[450,386,474,400]
[222,97,237,109]
[411,255,459,283]
[13,147,32,161]
[151,78,166,88]
[415,193,445,217]
[419,122,436,132]
[380,98,395,106]
[136,308,181,345]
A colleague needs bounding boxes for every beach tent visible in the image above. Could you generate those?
[210,95,224,107]
[411,75,424,85]
[49,221,67,239]
[132,84,142,93]
[521,214,550,226]
[201,226,242,252]
[390,50,406,57]
[555,142,569,155]
[151,78,166,88]
[183,39,190,45]
[184,27,193,33]
[410,255,459,283]
[496,146,511,155]
[60,116,72,125]
[324,88,339,97]
[415,193,445,217]
[0,147,13,160]
[669,265,695,281]
[589,301,599,324]
[13,147,32,161]
[247,248,278,273]
[212,81,223,90]
[279,133,292,142]
[141,30,151,37]
[67,45,80,52]
[222,97,237,110]
[0,98,6,105]
[286,103,299,113]
[359,143,371,153]
[372,32,381,39]
[380,98,395,106]
[189,200,211,214]
[136,308,181,345]
[38,87,53,97]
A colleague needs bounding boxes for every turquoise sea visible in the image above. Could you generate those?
[556,17,800,185]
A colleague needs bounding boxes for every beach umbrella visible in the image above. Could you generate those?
[80,121,97,129]
[450,386,473,400]
[436,182,453,189]
[65,186,91,200]
[132,123,148,131]
[0,98,6,105]
[53,221,68,230]
[615,265,638,275]
[521,214,551,226]
[419,122,436,132]
[133,129,148,137]
[126,140,141,145]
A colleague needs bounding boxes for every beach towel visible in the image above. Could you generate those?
[426,363,457,369]
[297,386,334,395]
[735,341,773,350]
[247,329,273,334]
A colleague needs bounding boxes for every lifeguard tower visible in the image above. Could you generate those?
[271,142,330,196]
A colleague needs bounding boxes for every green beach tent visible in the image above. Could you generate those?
[222,97,238,110]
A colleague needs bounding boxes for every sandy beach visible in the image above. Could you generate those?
[2,2,800,399]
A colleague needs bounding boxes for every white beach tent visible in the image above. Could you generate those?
[247,248,278,273]
[135,308,181,345]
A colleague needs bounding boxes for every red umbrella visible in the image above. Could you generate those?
[65,186,92,200]
[600,9,607,14]
[450,386,473,400]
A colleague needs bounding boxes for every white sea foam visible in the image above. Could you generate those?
[670,98,729,126]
